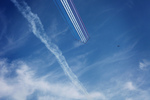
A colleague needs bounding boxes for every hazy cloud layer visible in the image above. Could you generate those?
[0,59,105,100]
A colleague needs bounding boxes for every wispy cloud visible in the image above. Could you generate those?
[63,41,84,53]
[0,31,30,56]
[101,78,150,100]
[79,42,137,76]
[0,59,105,100]
[124,82,136,91]
[125,98,133,100]
[73,41,84,48]
[139,59,150,70]
[50,27,68,40]
[46,19,69,41]
[11,0,88,96]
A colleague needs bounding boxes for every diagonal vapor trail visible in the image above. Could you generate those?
[60,0,86,43]
[11,0,88,97]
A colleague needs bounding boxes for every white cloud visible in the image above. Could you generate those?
[125,98,133,100]
[0,59,105,100]
[73,41,84,48]
[102,79,150,100]
[124,82,136,91]
[139,59,150,70]
[0,78,13,97]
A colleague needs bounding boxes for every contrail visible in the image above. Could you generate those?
[11,0,88,96]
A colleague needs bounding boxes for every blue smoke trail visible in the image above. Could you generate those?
[11,0,88,96]
[60,0,86,42]
[54,0,89,43]
[68,0,89,40]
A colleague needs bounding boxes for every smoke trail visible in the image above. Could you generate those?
[63,0,86,42]
[11,0,88,96]
[67,0,88,40]
[64,0,88,42]
[68,0,89,39]
[61,0,85,42]
[60,0,86,42]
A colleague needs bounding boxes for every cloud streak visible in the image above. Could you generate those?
[139,59,150,70]
[124,82,136,91]
[0,59,105,100]
[11,0,88,97]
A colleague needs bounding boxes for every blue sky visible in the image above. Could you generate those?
[0,0,150,100]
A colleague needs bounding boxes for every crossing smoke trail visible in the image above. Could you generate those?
[63,0,87,41]
[11,0,89,97]
[62,0,87,42]
[53,0,81,41]
[68,0,89,40]
[53,0,89,43]
[60,0,86,42]
[67,0,87,39]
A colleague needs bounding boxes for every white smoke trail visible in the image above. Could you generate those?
[60,0,87,43]
[63,0,87,42]
[11,0,88,96]
[69,0,89,39]
[62,0,86,42]
[60,0,85,42]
